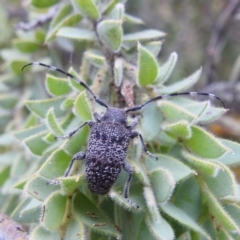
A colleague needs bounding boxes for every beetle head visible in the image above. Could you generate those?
[102,107,127,125]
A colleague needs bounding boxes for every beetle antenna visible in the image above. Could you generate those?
[22,62,109,109]
[126,92,225,113]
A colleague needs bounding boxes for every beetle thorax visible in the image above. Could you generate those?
[101,107,127,125]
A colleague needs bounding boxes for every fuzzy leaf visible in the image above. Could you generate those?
[14,124,47,141]
[13,39,39,53]
[154,52,178,85]
[73,91,92,121]
[198,106,227,123]
[24,131,50,155]
[159,100,198,123]
[155,68,202,94]
[138,43,158,86]
[163,120,191,139]
[31,0,59,8]
[46,107,64,136]
[42,192,67,230]
[56,27,95,41]
[39,149,72,179]
[205,162,238,199]
[150,168,175,203]
[85,49,107,68]
[160,203,211,240]
[140,102,163,141]
[143,186,161,222]
[145,214,175,240]
[182,151,223,176]
[25,97,66,118]
[31,226,61,240]
[202,183,240,233]
[25,174,61,201]
[184,126,231,158]
[124,13,144,24]
[114,58,123,87]
[97,20,123,52]
[50,4,72,28]
[74,192,121,239]
[46,74,72,96]
[45,13,82,42]
[123,30,166,42]
[143,40,163,56]
[74,0,100,19]
[145,154,193,182]
[64,217,85,240]
[68,67,85,91]
[61,98,74,110]
[218,139,240,166]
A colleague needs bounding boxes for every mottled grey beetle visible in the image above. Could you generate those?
[22,62,225,208]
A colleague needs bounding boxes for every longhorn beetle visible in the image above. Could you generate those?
[22,62,225,208]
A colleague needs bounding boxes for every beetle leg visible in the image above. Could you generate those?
[131,131,158,160]
[55,121,94,139]
[64,152,86,177]
[93,112,102,122]
[123,162,139,209]
[47,152,86,185]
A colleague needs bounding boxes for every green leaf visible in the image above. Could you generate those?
[11,198,41,223]
[73,91,92,121]
[219,139,240,165]
[13,39,39,53]
[25,97,66,118]
[182,151,222,176]
[31,0,59,8]
[197,106,227,123]
[31,226,61,240]
[114,58,123,87]
[160,203,211,240]
[46,107,64,136]
[155,68,202,94]
[50,4,72,28]
[143,40,163,56]
[205,162,238,199]
[124,29,166,42]
[108,3,124,20]
[25,174,60,201]
[46,74,72,96]
[143,186,161,222]
[0,94,17,109]
[138,43,158,86]
[163,120,192,139]
[64,217,85,240]
[61,98,74,110]
[159,100,198,123]
[184,126,231,158]
[24,131,50,155]
[10,59,29,74]
[154,52,178,85]
[140,102,163,141]
[150,168,175,204]
[145,154,193,182]
[56,27,95,41]
[42,192,67,230]
[74,0,100,19]
[39,149,72,179]
[124,13,144,24]
[74,192,121,239]
[145,214,175,240]
[14,124,47,141]
[97,20,123,52]
[202,182,240,233]
[46,14,82,42]
[85,49,107,68]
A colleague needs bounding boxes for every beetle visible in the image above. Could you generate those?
[22,62,225,208]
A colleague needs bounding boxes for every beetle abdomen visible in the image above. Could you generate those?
[85,122,131,194]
